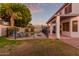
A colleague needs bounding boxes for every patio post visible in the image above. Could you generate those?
[48,23,53,39]
[56,16,60,39]
[50,24,53,35]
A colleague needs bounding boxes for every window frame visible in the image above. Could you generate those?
[63,22,70,32]
[72,20,78,32]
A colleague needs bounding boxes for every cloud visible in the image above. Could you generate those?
[26,4,44,14]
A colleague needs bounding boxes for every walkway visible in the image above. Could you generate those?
[49,34,79,49]
[61,39,79,49]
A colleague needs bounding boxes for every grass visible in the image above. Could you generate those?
[0,37,21,48]
[26,39,79,56]
[11,39,79,56]
[0,38,79,56]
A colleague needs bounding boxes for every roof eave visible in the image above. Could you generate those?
[46,3,70,24]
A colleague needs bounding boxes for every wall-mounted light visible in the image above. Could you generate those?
[48,23,51,27]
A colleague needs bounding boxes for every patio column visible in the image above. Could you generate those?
[50,24,53,35]
[48,23,53,39]
[56,16,60,39]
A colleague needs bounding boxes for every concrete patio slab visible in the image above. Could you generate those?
[49,34,79,49]
[61,39,79,49]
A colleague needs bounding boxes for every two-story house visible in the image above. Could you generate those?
[47,3,79,39]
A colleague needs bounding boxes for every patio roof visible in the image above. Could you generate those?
[46,3,71,24]
[60,13,79,17]
[47,13,79,24]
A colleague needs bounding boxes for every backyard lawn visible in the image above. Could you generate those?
[0,37,79,56]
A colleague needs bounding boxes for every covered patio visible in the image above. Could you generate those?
[48,14,78,39]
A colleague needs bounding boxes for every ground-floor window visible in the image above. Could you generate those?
[63,22,70,31]
[72,21,78,32]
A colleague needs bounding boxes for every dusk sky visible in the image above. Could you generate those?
[25,3,63,25]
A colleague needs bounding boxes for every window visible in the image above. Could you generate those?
[72,21,78,32]
[63,22,70,31]
[65,4,72,14]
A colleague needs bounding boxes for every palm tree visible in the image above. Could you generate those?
[0,3,32,38]
[0,3,31,27]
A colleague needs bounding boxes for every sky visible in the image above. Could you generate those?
[25,3,63,25]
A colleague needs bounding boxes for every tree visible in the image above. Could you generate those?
[25,23,35,32]
[0,3,31,27]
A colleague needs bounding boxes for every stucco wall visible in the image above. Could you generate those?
[61,16,79,38]
[57,3,79,16]
[72,3,79,14]
[59,3,79,38]
[71,16,79,38]
[61,18,71,37]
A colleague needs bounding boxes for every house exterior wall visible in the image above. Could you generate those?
[72,4,79,14]
[71,16,79,38]
[61,18,71,37]
[59,3,79,37]
[61,16,79,38]
[47,3,79,38]
[47,3,79,24]
[56,4,72,15]
[60,9,64,15]
[57,4,79,16]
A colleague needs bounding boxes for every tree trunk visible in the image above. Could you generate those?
[10,15,14,27]
[10,15,16,39]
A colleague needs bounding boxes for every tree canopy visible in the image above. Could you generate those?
[0,3,32,27]
[25,23,35,32]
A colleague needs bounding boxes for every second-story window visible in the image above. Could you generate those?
[65,4,72,14]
